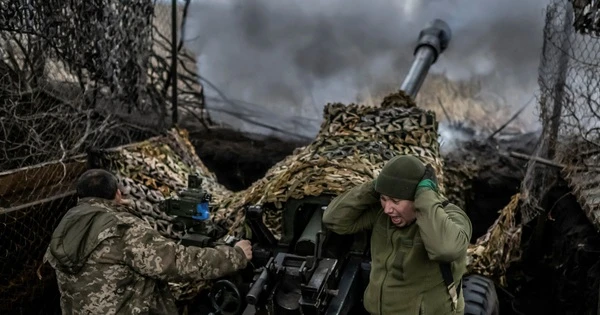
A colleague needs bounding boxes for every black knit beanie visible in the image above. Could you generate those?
[374,155,426,201]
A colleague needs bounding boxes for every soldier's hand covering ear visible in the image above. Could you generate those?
[417,164,438,193]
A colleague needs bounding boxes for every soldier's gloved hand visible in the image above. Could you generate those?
[235,239,253,261]
[416,164,438,193]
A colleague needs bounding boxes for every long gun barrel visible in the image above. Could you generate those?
[400,19,452,98]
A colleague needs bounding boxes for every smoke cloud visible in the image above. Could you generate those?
[184,0,551,140]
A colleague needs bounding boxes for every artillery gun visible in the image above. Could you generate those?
[198,19,499,315]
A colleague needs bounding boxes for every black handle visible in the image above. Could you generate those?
[246,269,269,305]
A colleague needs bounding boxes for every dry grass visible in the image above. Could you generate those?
[418,74,511,129]
[359,73,534,134]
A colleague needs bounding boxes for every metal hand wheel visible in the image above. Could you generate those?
[209,279,243,315]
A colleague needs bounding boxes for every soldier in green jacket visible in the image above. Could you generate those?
[322,155,472,315]
[44,169,253,315]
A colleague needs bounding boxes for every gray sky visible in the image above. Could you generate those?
[184,0,552,139]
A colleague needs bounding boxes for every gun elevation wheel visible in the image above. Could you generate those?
[209,279,243,315]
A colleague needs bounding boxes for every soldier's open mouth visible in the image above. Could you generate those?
[391,217,402,225]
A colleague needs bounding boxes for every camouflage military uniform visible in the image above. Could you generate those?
[44,197,247,315]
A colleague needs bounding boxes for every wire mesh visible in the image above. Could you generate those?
[522,0,600,224]
[0,0,206,313]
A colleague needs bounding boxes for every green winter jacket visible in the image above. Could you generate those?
[322,181,472,315]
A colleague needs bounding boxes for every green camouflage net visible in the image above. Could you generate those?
[467,193,523,287]
[87,128,233,300]
[211,91,446,239]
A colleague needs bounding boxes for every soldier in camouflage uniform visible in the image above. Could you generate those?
[44,169,252,315]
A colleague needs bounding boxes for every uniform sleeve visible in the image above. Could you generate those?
[322,181,381,235]
[414,189,472,262]
[120,222,248,283]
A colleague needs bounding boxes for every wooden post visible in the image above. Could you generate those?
[171,0,179,126]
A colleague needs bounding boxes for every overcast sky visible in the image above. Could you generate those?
[184,0,552,139]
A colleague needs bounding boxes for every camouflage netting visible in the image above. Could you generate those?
[443,157,479,211]
[84,91,526,297]
[1,1,211,311]
[1,0,154,173]
[559,145,600,229]
[571,0,600,35]
[425,138,526,284]
[33,0,155,104]
[210,91,446,239]
[522,0,600,229]
[87,128,233,300]
[202,89,523,284]
[435,128,536,285]
[467,193,523,286]
[0,0,207,172]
